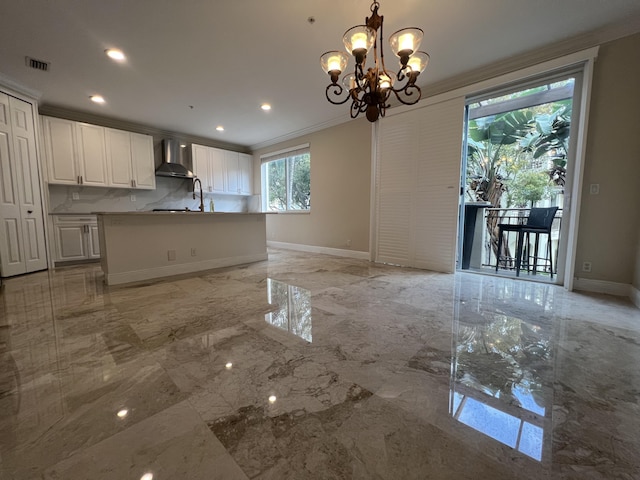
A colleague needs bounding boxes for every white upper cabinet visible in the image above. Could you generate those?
[192,144,251,196]
[105,128,132,188]
[76,123,108,186]
[192,144,211,193]
[130,133,155,189]
[43,116,155,190]
[210,148,226,193]
[42,117,81,185]
[239,153,253,195]
[224,150,240,194]
[105,128,155,189]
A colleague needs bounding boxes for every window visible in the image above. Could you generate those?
[261,145,310,212]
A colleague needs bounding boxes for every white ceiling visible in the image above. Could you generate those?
[1,0,640,150]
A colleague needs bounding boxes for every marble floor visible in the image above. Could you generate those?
[1,249,639,480]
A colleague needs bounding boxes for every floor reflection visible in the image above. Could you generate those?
[449,276,554,461]
[265,278,312,342]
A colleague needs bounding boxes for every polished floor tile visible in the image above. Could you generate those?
[0,248,639,479]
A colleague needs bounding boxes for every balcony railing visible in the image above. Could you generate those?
[481,207,563,276]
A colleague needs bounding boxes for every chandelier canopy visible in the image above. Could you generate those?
[320,0,429,122]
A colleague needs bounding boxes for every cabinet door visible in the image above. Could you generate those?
[131,133,155,189]
[55,224,87,261]
[210,148,226,193]
[76,123,108,186]
[224,150,240,194]
[105,128,133,188]
[239,153,253,195]
[192,144,210,192]
[42,116,79,185]
[87,224,101,258]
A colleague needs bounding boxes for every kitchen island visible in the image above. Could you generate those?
[96,212,268,285]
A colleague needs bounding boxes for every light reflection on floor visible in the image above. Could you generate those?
[449,276,551,462]
[264,278,312,342]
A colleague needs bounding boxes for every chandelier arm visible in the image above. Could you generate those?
[325,83,351,105]
[391,84,422,106]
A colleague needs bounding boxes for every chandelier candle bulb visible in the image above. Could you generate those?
[351,32,368,51]
[399,33,416,53]
[328,56,344,72]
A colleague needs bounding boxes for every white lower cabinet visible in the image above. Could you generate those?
[53,215,100,263]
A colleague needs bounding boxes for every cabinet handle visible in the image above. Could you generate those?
[27,210,33,214]
[77,176,80,184]
[208,186,212,192]
[80,176,83,184]
[134,180,137,188]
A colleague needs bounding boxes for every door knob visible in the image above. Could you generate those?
[27,210,33,214]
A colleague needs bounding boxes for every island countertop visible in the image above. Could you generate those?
[93,211,273,215]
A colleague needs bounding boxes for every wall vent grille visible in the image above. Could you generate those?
[25,56,50,71]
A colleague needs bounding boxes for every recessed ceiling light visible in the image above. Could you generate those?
[140,473,153,480]
[216,126,225,132]
[116,409,129,419]
[225,362,233,369]
[90,95,105,104]
[105,49,126,61]
[261,104,271,111]
[268,395,277,403]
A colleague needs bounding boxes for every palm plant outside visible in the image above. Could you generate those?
[466,100,571,265]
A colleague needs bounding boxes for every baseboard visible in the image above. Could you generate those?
[267,241,370,260]
[105,253,268,286]
[573,277,631,297]
[631,285,640,309]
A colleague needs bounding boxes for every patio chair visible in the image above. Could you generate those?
[495,207,559,278]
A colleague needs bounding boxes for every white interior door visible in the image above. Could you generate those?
[10,96,47,273]
[0,92,47,276]
[374,96,465,272]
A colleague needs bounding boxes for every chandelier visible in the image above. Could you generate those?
[320,0,429,122]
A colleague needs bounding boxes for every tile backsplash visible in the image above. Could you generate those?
[48,177,248,213]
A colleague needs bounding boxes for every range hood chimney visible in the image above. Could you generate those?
[156,139,194,178]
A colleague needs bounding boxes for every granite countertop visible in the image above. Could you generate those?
[49,212,98,216]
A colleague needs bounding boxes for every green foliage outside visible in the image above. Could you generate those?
[267,154,310,211]
[466,92,572,260]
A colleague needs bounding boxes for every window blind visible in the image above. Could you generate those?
[374,96,465,273]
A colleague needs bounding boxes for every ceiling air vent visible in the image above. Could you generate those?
[25,56,50,72]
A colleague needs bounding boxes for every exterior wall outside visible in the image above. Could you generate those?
[577,32,640,285]
[253,118,371,254]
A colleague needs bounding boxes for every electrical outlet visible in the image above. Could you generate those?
[72,192,80,200]
[190,248,196,257]
[589,184,600,195]
[582,261,592,272]
[130,194,136,202]
[167,249,176,261]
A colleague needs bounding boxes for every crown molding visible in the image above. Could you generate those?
[421,16,640,100]
[0,73,42,100]
[250,114,352,151]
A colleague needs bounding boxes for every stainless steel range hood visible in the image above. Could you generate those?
[156,139,194,178]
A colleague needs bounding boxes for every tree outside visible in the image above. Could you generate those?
[267,153,310,211]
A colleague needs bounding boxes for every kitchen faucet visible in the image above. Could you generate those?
[192,178,204,212]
